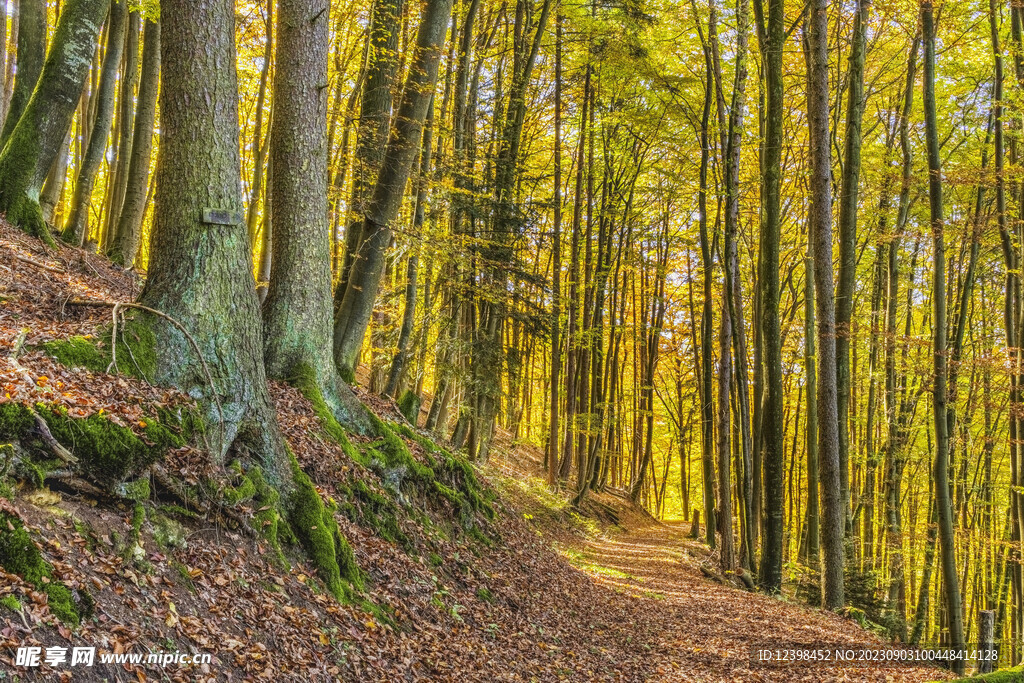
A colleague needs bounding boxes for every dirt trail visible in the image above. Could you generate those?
[563,521,950,682]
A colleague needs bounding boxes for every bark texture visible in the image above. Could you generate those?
[262,0,373,434]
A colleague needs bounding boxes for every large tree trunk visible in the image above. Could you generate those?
[0,0,45,144]
[139,0,361,602]
[108,17,159,268]
[806,0,844,611]
[332,0,456,379]
[63,0,127,246]
[139,0,279,458]
[921,1,964,670]
[0,0,112,243]
[262,0,373,435]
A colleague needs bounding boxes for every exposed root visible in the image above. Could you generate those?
[64,298,225,450]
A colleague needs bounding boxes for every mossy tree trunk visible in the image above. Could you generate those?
[0,0,111,242]
[139,0,361,601]
[332,0,454,379]
[262,0,373,434]
[63,0,126,247]
[0,0,45,145]
[139,0,284,471]
[108,17,158,268]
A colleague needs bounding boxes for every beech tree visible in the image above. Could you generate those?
[0,0,45,143]
[332,0,454,379]
[108,17,160,268]
[64,0,126,246]
[805,0,843,611]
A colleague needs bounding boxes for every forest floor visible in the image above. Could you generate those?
[0,219,953,682]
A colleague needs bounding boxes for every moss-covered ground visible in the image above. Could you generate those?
[0,510,81,626]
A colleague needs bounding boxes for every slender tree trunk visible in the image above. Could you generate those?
[756,0,785,593]
[108,17,159,268]
[547,10,562,487]
[835,0,870,534]
[332,0,455,379]
[802,249,819,568]
[0,0,45,144]
[40,130,73,224]
[922,2,964,670]
[244,0,274,249]
[336,0,406,309]
[695,4,718,548]
[102,9,140,252]
[63,0,127,247]
[384,102,435,398]
[717,262,734,572]
[806,0,844,611]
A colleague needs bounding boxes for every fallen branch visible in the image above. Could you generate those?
[106,303,122,374]
[5,341,78,465]
[28,408,78,465]
[14,253,65,274]
[8,328,27,360]
[45,470,108,499]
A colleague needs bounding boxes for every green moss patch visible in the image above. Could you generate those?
[0,510,80,626]
[336,477,409,549]
[941,666,1023,682]
[221,462,289,561]
[286,449,362,601]
[41,322,157,381]
[0,401,33,440]
[391,421,494,520]
[397,390,421,425]
[37,406,187,483]
[0,594,22,612]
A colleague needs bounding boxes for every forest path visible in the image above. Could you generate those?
[561,521,950,682]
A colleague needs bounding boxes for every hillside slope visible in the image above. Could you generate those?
[0,223,950,681]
